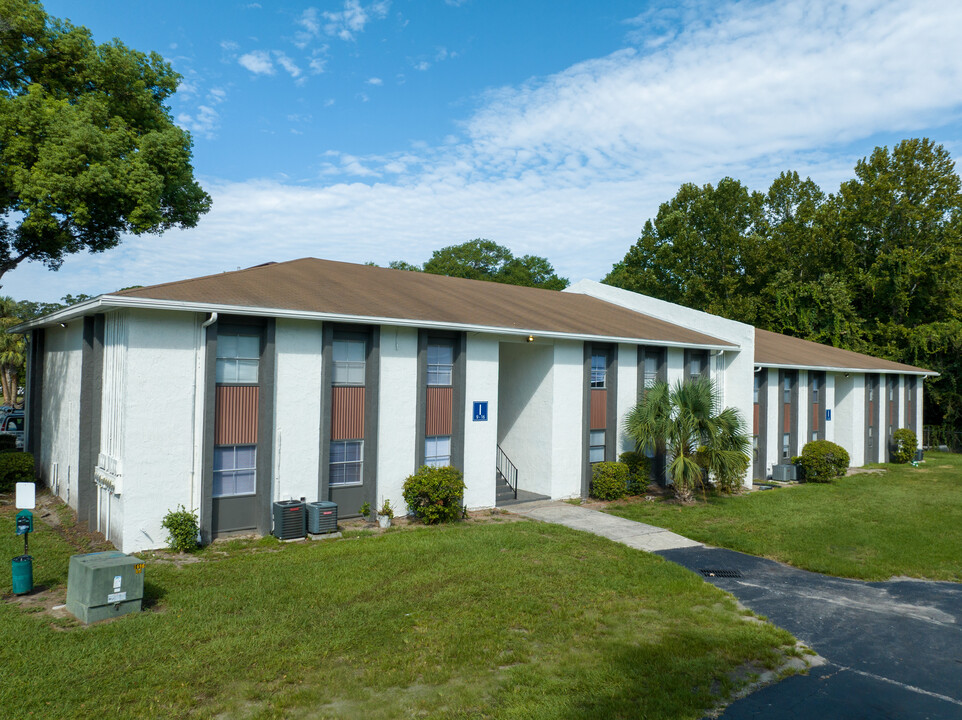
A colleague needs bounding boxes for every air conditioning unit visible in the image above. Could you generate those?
[307,501,338,534]
[272,500,306,540]
[771,464,798,482]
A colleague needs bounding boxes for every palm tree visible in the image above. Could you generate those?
[0,297,26,407]
[624,377,751,501]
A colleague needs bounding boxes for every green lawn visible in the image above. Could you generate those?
[0,503,797,719]
[606,451,962,582]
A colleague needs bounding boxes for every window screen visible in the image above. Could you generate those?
[216,333,260,384]
[590,353,607,388]
[589,429,605,463]
[330,440,363,485]
[213,445,256,497]
[425,436,451,467]
[333,339,366,385]
[427,343,454,386]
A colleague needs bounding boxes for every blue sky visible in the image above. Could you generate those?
[7,0,962,301]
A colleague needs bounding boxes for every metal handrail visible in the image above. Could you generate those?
[496,445,519,499]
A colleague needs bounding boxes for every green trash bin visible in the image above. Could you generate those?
[11,555,33,595]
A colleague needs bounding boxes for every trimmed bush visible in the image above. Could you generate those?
[590,462,630,501]
[161,505,200,553]
[619,451,651,495]
[0,451,34,493]
[797,440,850,483]
[891,428,918,464]
[403,465,465,524]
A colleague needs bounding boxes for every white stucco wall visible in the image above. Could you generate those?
[834,373,864,467]
[119,310,200,552]
[463,334,500,509]
[765,369,780,475]
[40,322,83,508]
[497,340,555,497]
[273,319,323,503]
[824,373,836,443]
[549,340,584,499]
[375,326,418,514]
[616,344,638,454]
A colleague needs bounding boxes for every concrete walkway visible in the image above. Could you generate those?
[507,499,701,552]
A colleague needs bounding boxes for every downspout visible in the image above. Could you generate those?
[190,313,217,515]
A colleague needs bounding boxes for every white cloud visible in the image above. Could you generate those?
[238,50,275,75]
[413,60,430,71]
[8,0,962,302]
[366,77,383,86]
[322,0,390,41]
[273,51,302,78]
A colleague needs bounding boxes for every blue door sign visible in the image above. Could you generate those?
[825,409,832,421]
[473,401,488,421]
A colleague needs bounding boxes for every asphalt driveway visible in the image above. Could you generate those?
[658,546,962,720]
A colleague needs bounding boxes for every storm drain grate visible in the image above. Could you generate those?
[698,569,743,578]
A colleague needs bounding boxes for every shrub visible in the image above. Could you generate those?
[891,428,918,464]
[619,451,651,495]
[403,465,465,524]
[0,452,34,493]
[0,434,18,453]
[378,498,394,519]
[161,505,199,553]
[358,501,371,518]
[590,462,630,500]
[715,451,751,494]
[797,440,850,483]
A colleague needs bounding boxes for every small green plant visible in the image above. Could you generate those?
[378,498,394,519]
[161,505,199,553]
[402,465,465,524]
[590,462,630,501]
[891,428,918,464]
[619,451,651,495]
[358,501,371,518]
[0,451,34,493]
[797,440,850,483]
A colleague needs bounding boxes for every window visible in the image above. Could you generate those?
[812,431,818,442]
[425,436,451,467]
[783,375,791,403]
[427,343,454,386]
[590,352,607,388]
[213,445,256,497]
[216,333,259,383]
[330,440,363,485]
[782,433,790,459]
[753,374,760,403]
[752,436,758,461]
[811,375,820,404]
[644,353,659,389]
[333,339,366,385]
[689,354,703,380]
[589,429,605,463]
[868,384,874,401]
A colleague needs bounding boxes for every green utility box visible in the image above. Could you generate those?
[66,551,145,624]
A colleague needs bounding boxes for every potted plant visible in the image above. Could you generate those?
[377,498,394,529]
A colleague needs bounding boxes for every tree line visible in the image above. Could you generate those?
[605,138,961,432]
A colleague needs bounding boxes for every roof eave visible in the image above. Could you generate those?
[756,361,937,377]
[15,295,737,349]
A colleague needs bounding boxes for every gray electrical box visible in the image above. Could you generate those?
[66,551,145,623]
[772,464,799,482]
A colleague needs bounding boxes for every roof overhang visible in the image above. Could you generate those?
[756,362,938,377]
[13,295,738,351]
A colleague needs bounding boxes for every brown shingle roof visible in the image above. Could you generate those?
[754,328,933,374]
[114,258,733,347]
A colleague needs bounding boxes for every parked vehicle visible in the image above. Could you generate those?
[0,411,24,450]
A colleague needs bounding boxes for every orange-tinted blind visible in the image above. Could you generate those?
[215,386,259,445]
[590,389,607,430]
[426,387,453,436]
[331,386,365,440]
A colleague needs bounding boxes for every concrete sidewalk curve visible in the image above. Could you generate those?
[508,500,701,552]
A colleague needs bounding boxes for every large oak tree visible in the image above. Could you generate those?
[0,0,211,283]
